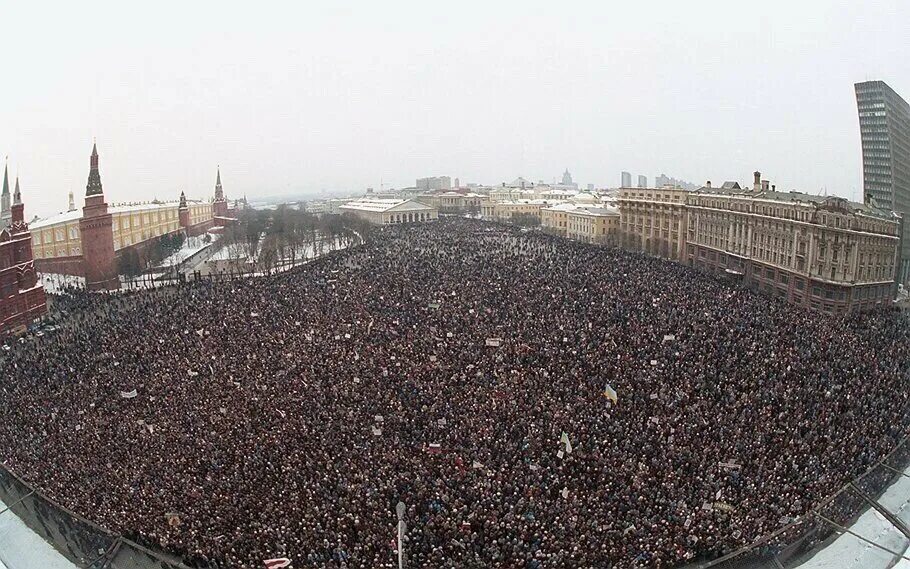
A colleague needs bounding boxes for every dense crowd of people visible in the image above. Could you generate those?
[1,217,908,568]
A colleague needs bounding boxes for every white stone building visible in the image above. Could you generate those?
[339,198,438,225]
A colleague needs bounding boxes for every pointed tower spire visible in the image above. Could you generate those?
[86,141,104,196]
[214,166,224,201]
[0,159,10,227]
[10,175,25,226]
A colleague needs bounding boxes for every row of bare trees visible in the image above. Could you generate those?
[218,207,373,275]
[116,232,191,278]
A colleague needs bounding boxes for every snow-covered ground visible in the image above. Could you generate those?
[154,232,219,269]
[39,273,169,293]
[797,466,910,568]
[206,236,347,267]
[38,273,86,294]
[0,496,76,569]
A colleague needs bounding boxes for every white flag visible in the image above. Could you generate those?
[560,431,573,454]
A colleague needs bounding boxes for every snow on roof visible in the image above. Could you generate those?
[544,203,581,212]
[110,202,177,214]
[543,202,618,215]
[32,199,209,230]
[340,198,434,213]
[110,199,209,213]
[497,199,559,206]
[570,206,618,217]
[31,210,82,230]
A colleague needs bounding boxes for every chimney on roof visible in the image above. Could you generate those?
[706,181,712,188]
[753,171,761,191]
[761,180,770,192]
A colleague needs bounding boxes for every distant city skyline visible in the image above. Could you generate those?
[1,1,908,218]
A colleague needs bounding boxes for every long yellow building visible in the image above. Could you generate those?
[31,200,212,261]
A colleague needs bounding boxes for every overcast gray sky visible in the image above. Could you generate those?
[1,0,908,218]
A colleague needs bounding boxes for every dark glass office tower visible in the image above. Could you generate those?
[856,80,910,284]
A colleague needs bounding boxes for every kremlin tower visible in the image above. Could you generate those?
[0,166,48,336]
[78,143,119,291]
[213,166,228,225]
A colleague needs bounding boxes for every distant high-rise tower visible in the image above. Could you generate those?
[637,175,647,188]
[621,171,632,188]
[68,190,76,212]
[561,169,573,186]
[856,80,910,283]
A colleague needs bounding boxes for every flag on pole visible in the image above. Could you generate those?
[603,384,618,404]
[264,558,291,569]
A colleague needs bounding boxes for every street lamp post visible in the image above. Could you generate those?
[396,501,406,569]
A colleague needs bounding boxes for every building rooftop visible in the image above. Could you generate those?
[543,202,618,215]
[340,198,435,213]
[694,185,897,220]
[30,210,82,230]
[545,203,582,212]
[573,206,619,217]
[498,199,563,206]
[31,199,208,230]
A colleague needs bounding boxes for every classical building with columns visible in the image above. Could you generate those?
[339,198,438,225]
[617,172,901,315]
[0,164,48,335]
[32,144,238,290]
